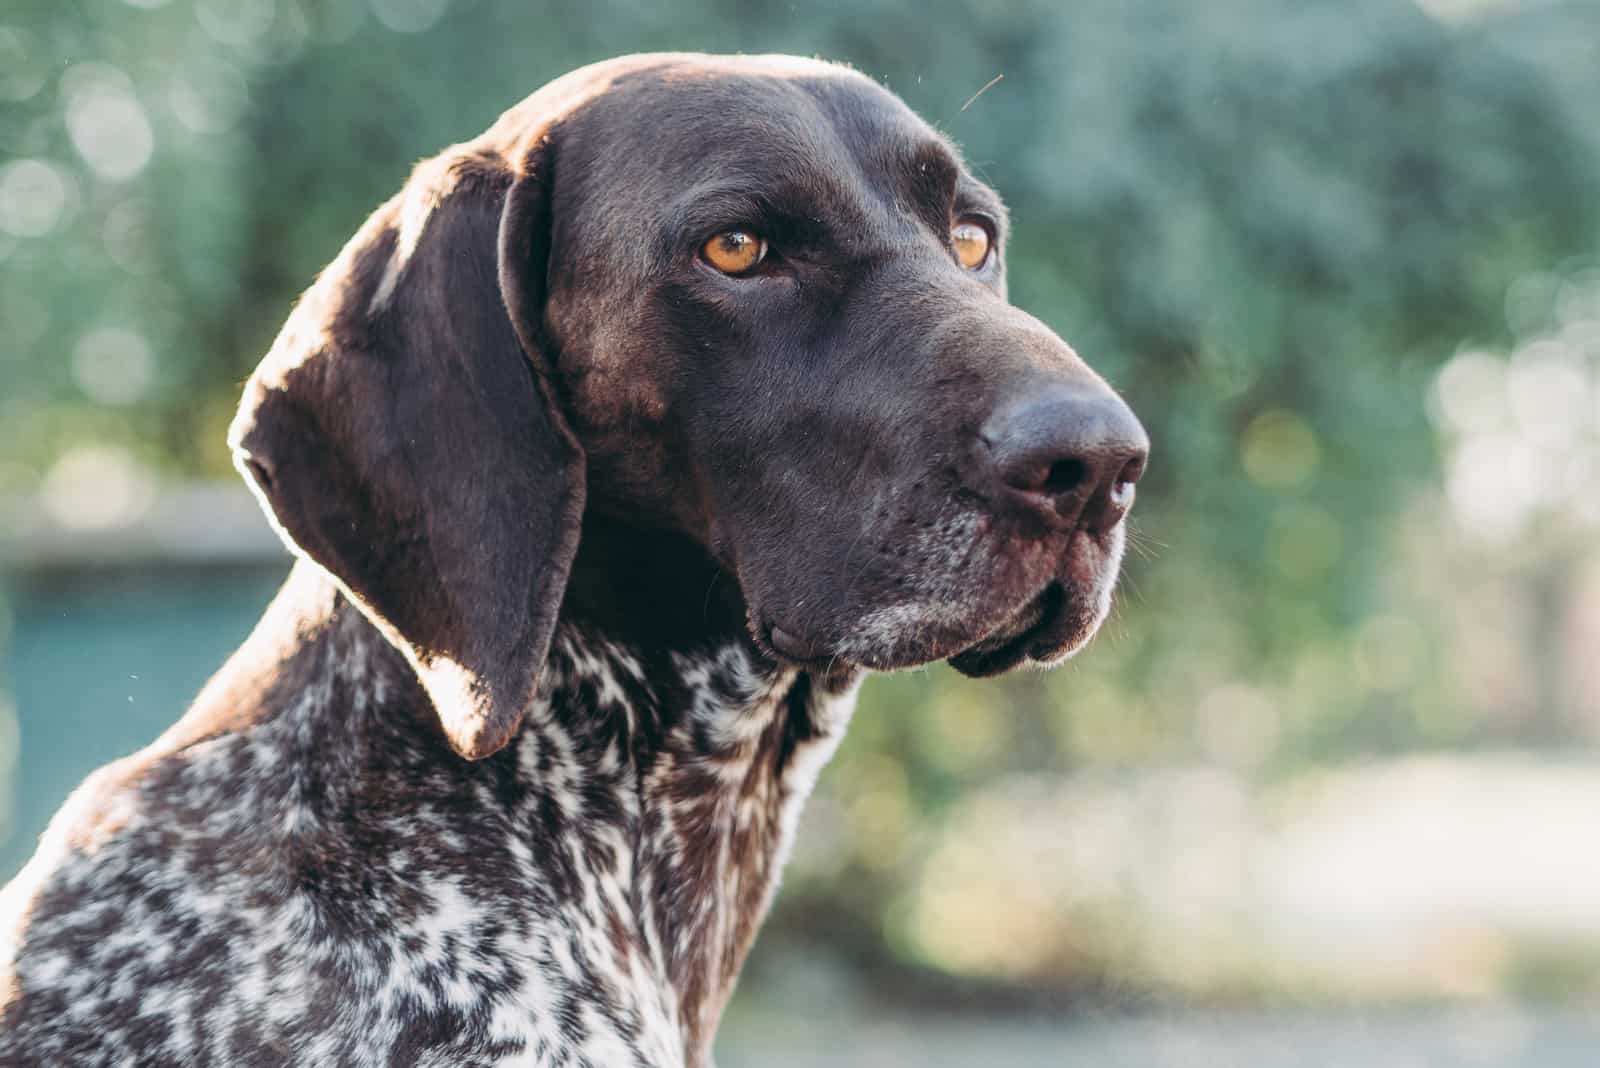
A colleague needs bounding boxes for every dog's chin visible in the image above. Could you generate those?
[944,581,1091,677]
[754,534,1123,677]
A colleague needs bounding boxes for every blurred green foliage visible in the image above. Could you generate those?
[4,0,1600,997]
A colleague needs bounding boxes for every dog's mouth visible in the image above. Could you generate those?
[945,581,1072,677]
[756,519,1126,677]
[761,580,1088,676]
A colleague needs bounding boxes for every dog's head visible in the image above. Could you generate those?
[230,54,1148,759]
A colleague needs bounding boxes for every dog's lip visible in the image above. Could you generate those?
[760,619,850,672]
[767,622,829,663]
[946,582,1068,678]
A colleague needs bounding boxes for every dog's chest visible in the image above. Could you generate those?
[292,629,859,1067]
[360,630,859,1065]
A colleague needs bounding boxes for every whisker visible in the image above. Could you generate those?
[959,73,1004,113]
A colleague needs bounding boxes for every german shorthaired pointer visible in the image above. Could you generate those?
[0,54,1147,1066]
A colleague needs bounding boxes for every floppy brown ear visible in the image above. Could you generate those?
[228,133,584,761]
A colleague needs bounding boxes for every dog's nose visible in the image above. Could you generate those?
[979,384,1149,532]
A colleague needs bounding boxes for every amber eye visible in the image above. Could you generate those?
[702,230,768,275]
[952,218,991,270]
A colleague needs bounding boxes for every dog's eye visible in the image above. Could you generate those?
[702,230,768,276]
[952,218,991,270]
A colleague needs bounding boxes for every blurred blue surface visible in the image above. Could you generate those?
[1,565,287,879]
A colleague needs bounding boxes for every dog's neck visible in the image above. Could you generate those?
[197,521,859,1065]
[533,622,858,1060]
[528,515,865,1057]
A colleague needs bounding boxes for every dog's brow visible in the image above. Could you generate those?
[664,183,839,250]
[909,141,962,194]
[672,187,778,231]
[955,179,1009,235]
[894,140,971,236]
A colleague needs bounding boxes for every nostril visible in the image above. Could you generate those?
[981,386,1149,522]
[1090,455,1146,533]
[1042,457,1087,496]
[1107,457,1144,508]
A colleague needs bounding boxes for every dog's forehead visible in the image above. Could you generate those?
[559,54,954,187]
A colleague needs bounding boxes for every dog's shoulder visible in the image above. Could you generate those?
[0,577,409,1061]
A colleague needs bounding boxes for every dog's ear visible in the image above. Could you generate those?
[228,132,584,761]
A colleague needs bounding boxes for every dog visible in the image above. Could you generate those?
[0,53,1147,1066]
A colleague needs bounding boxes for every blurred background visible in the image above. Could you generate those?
[3,0,1600,1063]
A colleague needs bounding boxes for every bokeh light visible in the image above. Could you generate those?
[0,160,71,238]
[62,65,155,182]
[71,326,155,408]
[39,445,155,532]
[370,0,452,35]
[0,27,47,103]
